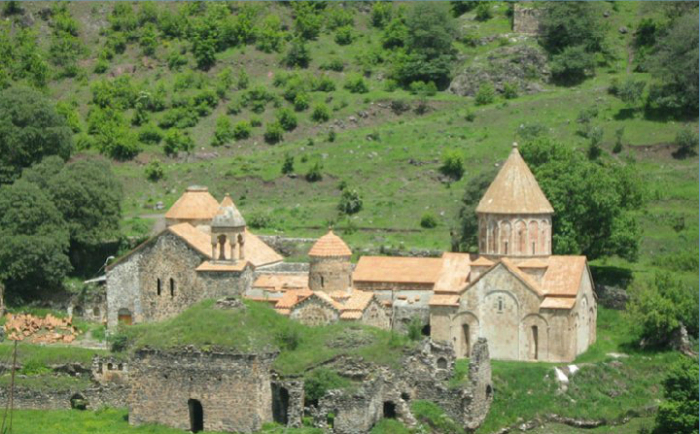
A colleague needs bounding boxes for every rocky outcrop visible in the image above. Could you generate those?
[449,45,550,97]
[594,284,628,310]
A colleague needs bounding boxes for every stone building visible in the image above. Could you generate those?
[247,231,392,329]
[429,144,596,362]
[128,348,277,433]
[105,187,283,329]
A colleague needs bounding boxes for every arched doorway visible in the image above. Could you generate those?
[188,399,204,433]
[117,308,132,325]
[272,384,290,425]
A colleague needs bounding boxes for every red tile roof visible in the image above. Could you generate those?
[308,230,352,257]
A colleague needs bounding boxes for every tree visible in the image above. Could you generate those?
[338,188,363,215]
[281,153,294,175]
[674,128,698,158]
[628,273,699,346]
[455,169,497,252]
[390,3,456,89]
[212,116,234,146]
[371,2,392,28]
[0,180,71,301]
[539,2,608,84]
[439,150,464,181]
[653,357,699,434]
[518,139,643,261]
[646,13,699,116]
[283,38,311,68]
[0,87,72,184]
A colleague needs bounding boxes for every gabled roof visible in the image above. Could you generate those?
[433,252,472,294]
[244,230,284,267]
[429,294,460,307]
[165,186,221,221]
[308,230,352,257]
[196,261,249,272]
[253,273,309,292]
[476,144,554,215]
[353,256,443,285]
[539,255,587,297]
[168,223,213,257]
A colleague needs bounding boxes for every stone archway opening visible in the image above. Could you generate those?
[421,323,431,337]
[272,384,290,425]
[70,393,87,410]
[188,399,204,433]
[383,401,397,419]
[117,308,132,325]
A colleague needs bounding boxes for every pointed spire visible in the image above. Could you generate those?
[212,194,246,228]
[476,145,554,214]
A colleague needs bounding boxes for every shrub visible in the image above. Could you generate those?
[516,122,547,142]
[334,26,354,45]
[420,213,438,229]
[550,45,595,84]
[464,110,476,122]
[440,150,464,180]
[281,153,294,175]
[305,162,323,182]
[275,328,301,351]
[320,59,344,72]
[307,104,328,123]
[145,160,165,182]
[212,116,234,146]
[293,3,322,40]
[313,75,336,92]
[256,14,285,53]
[475,82,495,105]
[503,82,518,99]
[407,317,423,341]
[384,79,399,92]
[344,74,369,94]
[304,368,350,403]
[250,117,262,127]
[294,93,310,112]
[338,188,363,215]
[371,2,392,28]
[237,69,250,90]
[613,127,625,154]
[138,123,163,145]
[283,38,311,68]
[327,130,336,142]
[163,129,194,156]
[226,99,242,115]
[248,213,272,229]
[326,6,354,30]
[675,128,698,158]
[264,122,284,144]
[409,81,437,96]
[233,121,252,141]
[276,108,298,132]
[653,358,699,434]
[475,3,493,21]
[95,126,140,161]
[108,332,129,353]
[167,50,187,71]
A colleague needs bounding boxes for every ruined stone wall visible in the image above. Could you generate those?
[309,256,352,293]
[106,249,144,328]
[513,4,542,35]
[70,286,107,324]
[129,349,276,433]
[271,377,305,428]
[463,338,493,430]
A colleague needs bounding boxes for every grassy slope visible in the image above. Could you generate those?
[124,299,415,375]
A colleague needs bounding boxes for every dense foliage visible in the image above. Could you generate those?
[653,357,699,434]
[0,87,72,184]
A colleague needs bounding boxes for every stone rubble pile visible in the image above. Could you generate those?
[3,313,80,343]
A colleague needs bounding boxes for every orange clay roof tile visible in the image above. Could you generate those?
[165,186,221,221]
[540,255,587,297]
[428,294,460,306]
[253,273,309,292]
[308,230,352,257]
[195,261,249,272]
[476,145,554,215]
[540,296,577,310]
[353,256,443,285]
[434,253,472,293]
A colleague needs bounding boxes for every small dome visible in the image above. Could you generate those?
[212,204,246,228]
[309,230,352,257]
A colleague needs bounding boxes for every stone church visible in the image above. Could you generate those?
[428,144,596,362]
[106,143,596,362]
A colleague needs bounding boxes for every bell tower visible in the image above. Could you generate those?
[210,194,246,262]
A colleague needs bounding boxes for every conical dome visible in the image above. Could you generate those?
[165,186,220,221]
[309,230,352,257]
[476,144,554,215]
[212,194,246,228]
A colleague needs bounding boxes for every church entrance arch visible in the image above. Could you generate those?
[482,291,519,360]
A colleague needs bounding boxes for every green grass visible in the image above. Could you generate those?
[0,342,108,367]
[10,408,326,434]
[122,299,416,375]
[474,308,683,433]
[0,373,91,392]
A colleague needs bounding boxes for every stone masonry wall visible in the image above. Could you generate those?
[309,256,352,293]
[128,348,276,433]
[513,4,542,35]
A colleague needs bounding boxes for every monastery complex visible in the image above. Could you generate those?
[106,144,596,363]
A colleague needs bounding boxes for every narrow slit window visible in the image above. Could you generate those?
[170,278,175,298]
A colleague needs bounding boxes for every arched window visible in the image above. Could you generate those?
[238,233,245,259]
[170,278,175,298]
[217,235,227,260]
[93,307,100,317]
[157,278,162,296]
[117,308,132,325]
[437,357,448,369]
[320,276,324,288]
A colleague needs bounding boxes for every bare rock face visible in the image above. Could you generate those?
[449,45,550,97]
[594,284,628,310]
